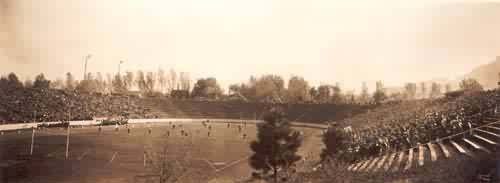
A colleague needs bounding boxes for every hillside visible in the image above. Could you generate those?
[136,98,371,123]
[465,56,500,89]
[0,88,371,124]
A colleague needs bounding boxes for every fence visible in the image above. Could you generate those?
[0,118,328,131]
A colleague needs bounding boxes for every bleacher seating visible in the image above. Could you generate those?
[349,118,500,173]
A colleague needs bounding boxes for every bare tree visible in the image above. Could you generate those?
[331,83,343,104]
[359,82,370,103]
[95,72,106,93]
[76,73,98,93]
[404,82,417,100]
[105,73,113,94]
[112,74,126,93]
[136,70,147,93]
[373,81,387,104]
[164,70,172,94]
[420,82,427,98]
[146,71,156,94]
[123,71,135,91]
[169,69,177,91]
[144,142,188,183]
[158,68,166,93]
[429,82,442,98]
[179,72,191,91]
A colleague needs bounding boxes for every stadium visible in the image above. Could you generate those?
[1,79,500,182]
[2,1,500,183]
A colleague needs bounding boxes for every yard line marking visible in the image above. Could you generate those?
[77,149,90,161]
[204,159,217,171]
[215,155,251,173]
[108,152,118,164]
[47,148,65,158]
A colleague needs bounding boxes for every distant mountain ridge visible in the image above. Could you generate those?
[464,56,500,89]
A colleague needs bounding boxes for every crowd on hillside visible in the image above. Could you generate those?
[0,87,150,123]
[0,87,367,124]
[340,99,448,128]
[340,89,499,160]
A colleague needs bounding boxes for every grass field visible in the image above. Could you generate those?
[0,121,323,183]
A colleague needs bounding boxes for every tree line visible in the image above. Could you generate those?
[61,69,192,96]
[0,71,485,104]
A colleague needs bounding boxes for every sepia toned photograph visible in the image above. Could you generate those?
[1,0,500,182]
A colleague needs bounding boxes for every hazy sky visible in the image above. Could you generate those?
[1,0,500,92]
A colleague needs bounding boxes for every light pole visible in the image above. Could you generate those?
[83,54,92,80]
[118,60,124,76]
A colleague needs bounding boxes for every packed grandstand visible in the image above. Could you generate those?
[1,72,499,182]
[335,89,499,162]
[0,86,370,124]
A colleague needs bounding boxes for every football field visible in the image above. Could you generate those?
[0,121,324,183]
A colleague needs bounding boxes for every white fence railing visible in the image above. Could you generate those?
[0,118,327,131]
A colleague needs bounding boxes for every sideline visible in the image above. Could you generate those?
[0,118,328,131]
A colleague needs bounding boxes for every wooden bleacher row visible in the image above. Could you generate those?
[347,117,500,173]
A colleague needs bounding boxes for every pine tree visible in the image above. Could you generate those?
[250,107,302,182]
[321,127,349,161]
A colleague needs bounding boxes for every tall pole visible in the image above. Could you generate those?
[66,111,71,160]
[30,127,35,155]
[83,54,92,80]
[83,56,87,80]
[118,60,124,76]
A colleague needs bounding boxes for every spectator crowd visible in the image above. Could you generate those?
[336,90,499,161]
